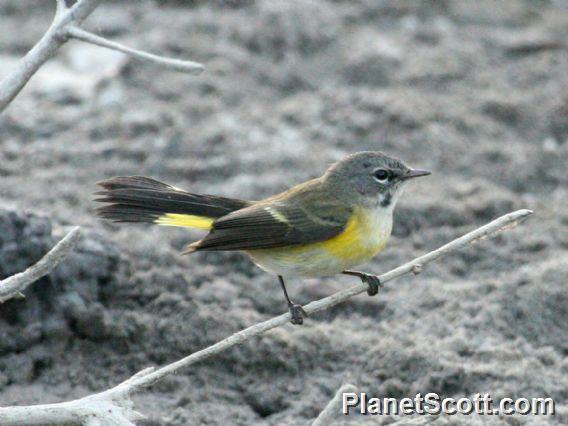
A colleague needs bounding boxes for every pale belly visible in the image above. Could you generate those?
[247,206,393,278]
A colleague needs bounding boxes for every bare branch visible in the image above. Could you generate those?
[124,209,533,392]
[0,209,533,424]
[55,0,68,18]
[0,0,204,113]
[66,27,204,74]
[391,416,438,425]
[0,0,100,112]
[0,368,152,425]
[0,227,81,303]
[312,383,358,426]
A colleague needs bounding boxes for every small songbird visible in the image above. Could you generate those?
[95,151,430,324]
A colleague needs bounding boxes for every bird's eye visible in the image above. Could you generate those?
[373,169,390,182]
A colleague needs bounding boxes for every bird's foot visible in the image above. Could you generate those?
[359,273,383,296]
[288,303,307,325]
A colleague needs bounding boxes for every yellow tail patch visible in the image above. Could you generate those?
[155,213,214,230]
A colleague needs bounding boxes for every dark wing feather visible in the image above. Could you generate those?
[95,176,251,223]
[189,199,351,251]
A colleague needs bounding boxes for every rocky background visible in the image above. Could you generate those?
[0,0,567,424]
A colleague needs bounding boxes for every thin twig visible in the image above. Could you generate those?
[0,368,151,425]
[0,0,204,113]
[0,209,533,424]
[0,227,81,303]
[391,416,438,425]
[0,0,100,112]
[66,27,204,74]
[312,383,358,426]
[125,209,533,391]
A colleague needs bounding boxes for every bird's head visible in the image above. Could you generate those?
[324,151,431,209]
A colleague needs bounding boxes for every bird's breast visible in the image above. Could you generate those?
[247,205,393,278]
[319,205,393,262]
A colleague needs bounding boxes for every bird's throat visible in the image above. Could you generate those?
[379,192,392,207]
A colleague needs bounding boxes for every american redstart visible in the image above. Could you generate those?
[95,151,430,324]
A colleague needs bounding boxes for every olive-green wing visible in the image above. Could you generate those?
[187,198,351,252]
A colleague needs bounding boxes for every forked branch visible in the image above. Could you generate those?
[66,27,204,74]
[0,227,81,303]
[313,383,358,426]
[0,209,533,425]
[0,0,204,113]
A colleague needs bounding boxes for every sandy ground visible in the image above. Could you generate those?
[0,0,567,424]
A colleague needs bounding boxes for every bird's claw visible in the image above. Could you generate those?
[289,303,307,325]
[360,274,382,296]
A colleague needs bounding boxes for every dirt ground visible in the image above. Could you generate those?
[0,0,567,424]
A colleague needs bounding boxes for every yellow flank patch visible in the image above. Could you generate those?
[155,213,213,230]
[319,208,390,261]
[247,206,393,277]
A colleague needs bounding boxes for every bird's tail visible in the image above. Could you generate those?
[95,176,250,229]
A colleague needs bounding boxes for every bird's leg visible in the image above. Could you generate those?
[342,270,383,296]
[278,275,307,325]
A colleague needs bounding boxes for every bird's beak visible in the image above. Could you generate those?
[400,169,431,181]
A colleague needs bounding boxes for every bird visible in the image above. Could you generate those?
[95,151,430,325]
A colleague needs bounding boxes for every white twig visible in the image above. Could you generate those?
[66,27,204,74]
[391,416,438,425]
[0,367,155,425]
[55,0,68,17]
[312,383,358,426]
[0,210,533,424]
[0,0,100,112]
[0,227,81,303]
[0,0,204,113]
[121,209,533,390]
